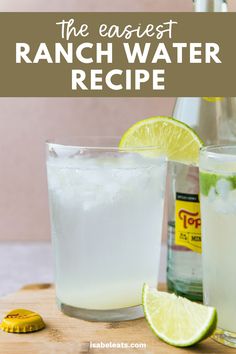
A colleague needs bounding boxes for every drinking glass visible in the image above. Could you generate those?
[200,145,236,347]
[46,137,167,321]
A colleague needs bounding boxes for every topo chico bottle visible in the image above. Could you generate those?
[166,0,232,303]
[167,95,236,301]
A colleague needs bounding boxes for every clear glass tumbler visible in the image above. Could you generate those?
[46,137,167,321]
[200,145,236,347]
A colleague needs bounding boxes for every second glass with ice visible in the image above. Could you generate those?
[200,145,236,347]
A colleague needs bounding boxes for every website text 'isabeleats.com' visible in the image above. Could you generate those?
[89,341,147,350]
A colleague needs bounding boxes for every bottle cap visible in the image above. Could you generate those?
[0,309,45,333]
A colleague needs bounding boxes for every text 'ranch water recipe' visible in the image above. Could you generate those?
[47,148,166,310]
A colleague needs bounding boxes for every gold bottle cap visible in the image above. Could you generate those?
[0,309,45,333]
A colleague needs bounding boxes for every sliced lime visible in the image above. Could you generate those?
[200,171,236,196]
[142,284,217,347]
[119,116,203,166]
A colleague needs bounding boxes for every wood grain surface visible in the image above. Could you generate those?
[0,284,233,354]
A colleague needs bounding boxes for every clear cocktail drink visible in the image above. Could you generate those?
[46,138,167,321]
[200,145,236,347]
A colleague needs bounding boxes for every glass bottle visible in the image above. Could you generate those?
[167,0,232,301]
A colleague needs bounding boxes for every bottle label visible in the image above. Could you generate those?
[175,193,201,253]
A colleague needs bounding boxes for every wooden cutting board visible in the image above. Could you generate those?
[0,284,233,354]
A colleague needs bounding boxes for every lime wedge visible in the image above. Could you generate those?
[119,116,203,165]
[142,284,217,347]
[200,171,236,196]
[202,97,223,102]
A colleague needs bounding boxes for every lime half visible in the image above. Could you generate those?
[142,284,217,347]
[119,116,203,165]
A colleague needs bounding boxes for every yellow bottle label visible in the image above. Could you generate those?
[175,193,201,253]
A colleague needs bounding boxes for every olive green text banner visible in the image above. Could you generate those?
[0,12,235,97]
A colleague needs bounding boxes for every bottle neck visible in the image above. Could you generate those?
[193,0,227,12]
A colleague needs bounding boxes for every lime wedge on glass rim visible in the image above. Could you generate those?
[119,116,203,165]
[142,284,217,347]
